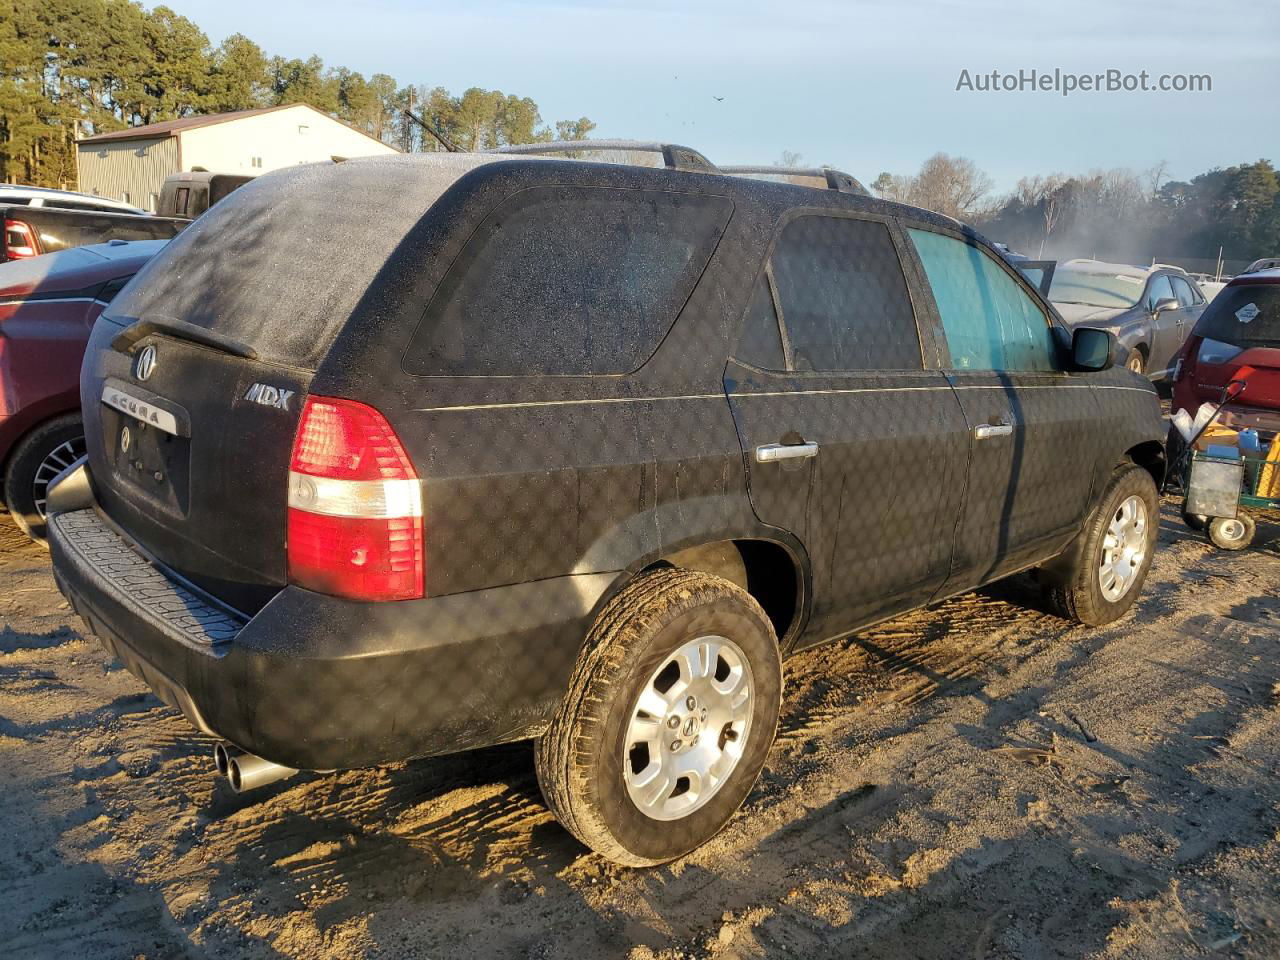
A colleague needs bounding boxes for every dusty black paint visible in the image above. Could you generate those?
[52,154,1165,770]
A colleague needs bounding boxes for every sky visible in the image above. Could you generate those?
[162,0,1279,195]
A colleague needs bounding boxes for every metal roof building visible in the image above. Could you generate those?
[76,103,398,211]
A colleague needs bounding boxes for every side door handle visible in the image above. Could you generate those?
[756,441,819,463]
[973,420,1013,440]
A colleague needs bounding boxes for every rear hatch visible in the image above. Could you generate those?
[84,154,500,613]
[1188,278,1280,408]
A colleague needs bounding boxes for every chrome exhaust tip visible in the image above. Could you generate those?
[213,741,232,778]
[214,742,298,793]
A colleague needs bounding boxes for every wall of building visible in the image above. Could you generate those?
[75,137,178,211]
[178,106,397,176]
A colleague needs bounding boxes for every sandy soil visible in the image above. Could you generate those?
[1,501,1278,960]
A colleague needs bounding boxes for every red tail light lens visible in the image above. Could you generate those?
[287,396,423,601]
[4,219,40,259]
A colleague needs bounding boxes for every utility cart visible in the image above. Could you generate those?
[1172,380,1280,550]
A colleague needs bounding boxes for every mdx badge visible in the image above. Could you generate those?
[133,344,157,381]
[244,382,294,411]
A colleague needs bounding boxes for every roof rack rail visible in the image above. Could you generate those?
[487,140,719,173]
[719,165,870,197]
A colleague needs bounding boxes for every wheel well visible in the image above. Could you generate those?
[644,539,801,644]
[1126,440,1166,489]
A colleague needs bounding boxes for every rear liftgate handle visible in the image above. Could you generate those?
[756,441,819,463]
[973,419,1013,440]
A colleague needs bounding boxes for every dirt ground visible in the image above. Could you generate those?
[1,501,1278,960]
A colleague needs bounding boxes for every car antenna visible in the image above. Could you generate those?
[402,109,461,153]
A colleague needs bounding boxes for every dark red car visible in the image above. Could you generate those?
[1,239,165,540]
[1172,269,1280,417]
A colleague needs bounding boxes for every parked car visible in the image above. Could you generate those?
[1188,272,1230,302]
[1049,259,1208,379]
[1171,269,1280,415]
[46,150,1165,867]
[2,204,187,262]
[0,183,146,215]
[1242,257,1280,275]
[156,171,255,219]
[0,239,166,540]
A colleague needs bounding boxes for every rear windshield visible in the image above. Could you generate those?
[402,185,733,377]
[1193,282,1280,347]
[102,154,502,367]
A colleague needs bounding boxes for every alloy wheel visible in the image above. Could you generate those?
[1098,494,1148,602]
[32,436,86,519]
[623,635,754,821]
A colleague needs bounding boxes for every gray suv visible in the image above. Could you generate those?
[1049,259,1207,379]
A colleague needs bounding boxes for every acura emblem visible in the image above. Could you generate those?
[133,344,157,381]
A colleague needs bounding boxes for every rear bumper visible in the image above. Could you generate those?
[49,504,612,770]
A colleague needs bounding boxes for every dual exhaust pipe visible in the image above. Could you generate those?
[213,742,298,793]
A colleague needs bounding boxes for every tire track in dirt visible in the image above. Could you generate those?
[0,501,1278,958]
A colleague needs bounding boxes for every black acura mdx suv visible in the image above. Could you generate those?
[47,148,1165,866]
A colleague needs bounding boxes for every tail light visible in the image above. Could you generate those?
[1171,337,1200,383]
[286,395,423,601]
[4,219,40,259]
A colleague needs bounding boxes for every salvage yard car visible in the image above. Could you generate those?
[0,183,147,215]
[1,203,187,262]
[1050,259,1207,379]
[0,239,167,540]
[1172,268,1280,416]
[46,149,1166,866]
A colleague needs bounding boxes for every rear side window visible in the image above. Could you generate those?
[735,215,922,372]
[1172,275,1198,309]
[735,268,787,370]
[909,228,1057,372]
[403,186,733,376]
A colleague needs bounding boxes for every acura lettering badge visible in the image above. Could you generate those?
[133,344,157,381]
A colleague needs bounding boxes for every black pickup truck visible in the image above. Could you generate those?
[1,204,188,262]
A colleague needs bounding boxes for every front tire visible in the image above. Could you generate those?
[1040,463,1159,626]
[535,569,782,866]
[1126,348,1147,376]
[3,415,85,543]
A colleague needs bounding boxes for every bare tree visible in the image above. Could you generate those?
[1015,173,1069,255]
[1144,160,1169,200]
[871,171,915,204]
[905,153,993,219]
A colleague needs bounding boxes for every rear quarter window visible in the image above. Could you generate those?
[402,185,733,377]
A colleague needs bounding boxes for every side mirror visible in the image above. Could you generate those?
[1072,326,1117,371]
[1152,296,1179,314]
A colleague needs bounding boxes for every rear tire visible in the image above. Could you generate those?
[1208,514,1255,551]
[1040,463,1159,626]
[3,415,85,543]
[1181,507,1208,532]
[534,569,782,866]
